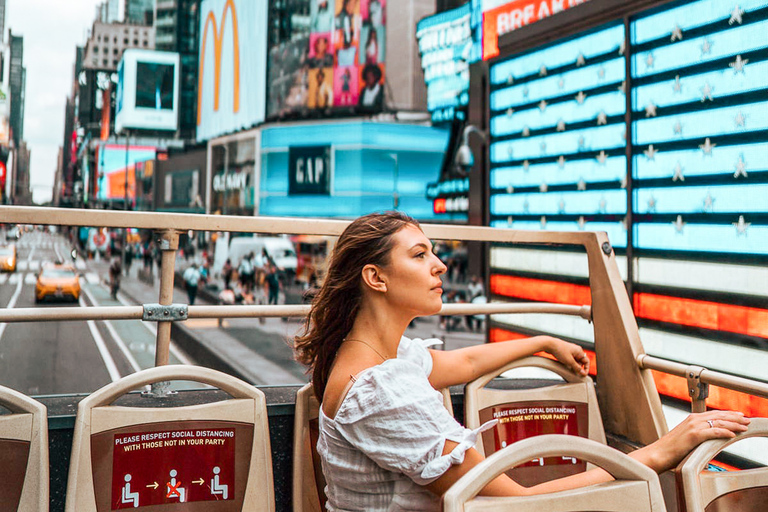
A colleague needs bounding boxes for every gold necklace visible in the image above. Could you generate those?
[344,338,389,362]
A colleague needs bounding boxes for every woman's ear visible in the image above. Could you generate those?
[361,264,387,293]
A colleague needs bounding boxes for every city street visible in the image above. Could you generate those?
[0,230,486,396]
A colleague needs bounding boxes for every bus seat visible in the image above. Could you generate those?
[64,365,274,512]
[464,355,605,486]
[443,434,667,512]
[292,383,325,512]
[0,384,48,511]
[292,382,453,512]
[676,417,768,512]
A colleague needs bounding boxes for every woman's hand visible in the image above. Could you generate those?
[543,337,590,377]
[635,411,751,473]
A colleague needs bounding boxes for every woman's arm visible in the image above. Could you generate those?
[428,335,588,389]
[425,410,750,497]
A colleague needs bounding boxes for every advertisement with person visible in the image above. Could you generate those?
[266,0,386,116]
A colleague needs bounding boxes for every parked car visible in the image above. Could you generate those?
[0,244,17,272]
[35,263,81,303]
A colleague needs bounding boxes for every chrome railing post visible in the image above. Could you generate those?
[154,229,180,369]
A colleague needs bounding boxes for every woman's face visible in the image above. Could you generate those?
[376,225,447,316]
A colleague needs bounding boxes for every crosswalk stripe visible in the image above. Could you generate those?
[17,261,27,271]
[29,261,40,271]
[85,273,100,284]
[75,259,86,270]
[0,274,8,284]
[24,273,37,285]
[8,274,19,284]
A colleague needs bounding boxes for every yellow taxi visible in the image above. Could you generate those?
[35,263,81,303]
[0,244,17,272]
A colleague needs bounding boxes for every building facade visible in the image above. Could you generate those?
[83,21,155,71]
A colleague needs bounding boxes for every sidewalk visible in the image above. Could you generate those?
[98,257,487,386]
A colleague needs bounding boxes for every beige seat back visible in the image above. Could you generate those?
[443,434,667,512]
[465,356,604,486]
[0,385,48,511]
[292,383,325,512]
[65,365,274,512]
[677,417,768,512]
[292,382,453,512]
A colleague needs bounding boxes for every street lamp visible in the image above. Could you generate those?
[455,124,487,175]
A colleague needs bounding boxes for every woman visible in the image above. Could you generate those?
[295,211,749,511]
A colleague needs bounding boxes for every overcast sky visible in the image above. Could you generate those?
[7,0,101,204]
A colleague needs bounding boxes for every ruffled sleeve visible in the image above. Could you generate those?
[334,360,498,486]
[397,335,444,376]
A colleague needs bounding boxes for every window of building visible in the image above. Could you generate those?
[124,38,129,44]
[103,59,108,66]
[134,39,139,45]
[143,40,148,47]
[93,46,99,53]
[113,60,118,66]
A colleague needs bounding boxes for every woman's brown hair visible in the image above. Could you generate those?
[294,211,419,401]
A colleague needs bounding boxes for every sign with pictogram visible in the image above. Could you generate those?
[479,401,588,486]
[89,421,254,511]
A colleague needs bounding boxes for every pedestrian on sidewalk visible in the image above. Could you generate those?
[108,258,122,300]
[222,258,233,290]
[183,264,203,305]
[266,263,281,306]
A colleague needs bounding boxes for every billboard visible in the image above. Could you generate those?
[197,0,268,142]
[416,4,473,123]
[96,144,157,201]
[267,0,388,118]
[115,50,180,133]
[481,0,591,60]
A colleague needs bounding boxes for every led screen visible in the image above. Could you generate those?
[488,22,627,245]
[135,62,174,110]
[267,0,388,118]
[417,4,473,123]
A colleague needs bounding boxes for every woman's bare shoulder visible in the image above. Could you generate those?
[322,349,383,419]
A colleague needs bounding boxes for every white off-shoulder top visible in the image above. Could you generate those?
[317,336,496,511]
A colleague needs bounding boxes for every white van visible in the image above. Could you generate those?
[228,236,298,278]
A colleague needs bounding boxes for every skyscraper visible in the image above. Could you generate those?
[125,0,154,25]
[9,32,23,147]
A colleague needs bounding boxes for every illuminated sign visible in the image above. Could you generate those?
[482,0,591,60]
[427,178,470,200]
[197,0,267,141]
[417,4,473,123]
[115,50,180,133]
[288,145,332,195]
[433,196,469,214]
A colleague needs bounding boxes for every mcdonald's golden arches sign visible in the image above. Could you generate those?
[197,0,267,142]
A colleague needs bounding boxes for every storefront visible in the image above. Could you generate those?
[208,119,453,221]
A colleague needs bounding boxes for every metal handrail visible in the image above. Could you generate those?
[637,354,768,402]
[2,205,766,425]
[0,303,591,322]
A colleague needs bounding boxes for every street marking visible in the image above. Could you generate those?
[81,287,142,374]
[0,274,8,284]
[76,259,86,270]
[29,261,40,271]
[85,273,99,284]
[26,247,35,263]
[8,274,19,284]
[79,295,122,382]
[17,261,27,271]
[24,273,36,285]
[0,278,24,341]
[53,244,63,262]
